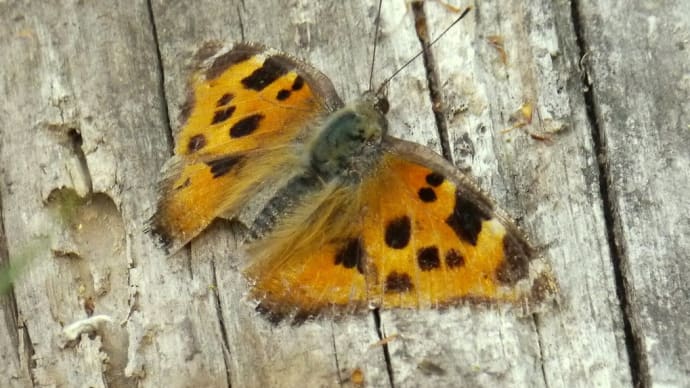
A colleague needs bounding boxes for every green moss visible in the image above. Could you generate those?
[0,236,49,295]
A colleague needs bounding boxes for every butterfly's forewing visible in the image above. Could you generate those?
[246,137,557,319]
[150,43,343,251]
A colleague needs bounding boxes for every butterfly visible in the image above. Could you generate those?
[148,28,557,322]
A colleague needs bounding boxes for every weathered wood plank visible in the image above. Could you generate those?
[576,1,690,386]
[4,0,683,386]
[0,1,227,386]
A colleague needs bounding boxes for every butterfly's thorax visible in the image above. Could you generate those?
[310,93,388,181]
[250,93,388,238]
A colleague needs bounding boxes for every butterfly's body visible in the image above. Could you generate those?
[249,93,387,239]
[149,42,557,322]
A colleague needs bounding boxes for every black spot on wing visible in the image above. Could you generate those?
[334,238,365,274]
[418,187,437,202]
[291,75,304,90]
[384,272,414,293]
[384,216,411,249]
[426,172,444,187]
[445,249,465,268]
[241,57,289,91]
[206,155,243,178]
[417,246,441,271]
[187,134,206,153]
[211,106,236,125]
[445,190,490,246]
[276,89,291,100]
[216,93,234,107]
[230,114,264,138]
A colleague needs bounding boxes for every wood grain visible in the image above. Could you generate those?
[577,0,690,385]
[0,0,686,387]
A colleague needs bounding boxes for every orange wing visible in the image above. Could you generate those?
[150,43,343,252]
[246,138,557,322]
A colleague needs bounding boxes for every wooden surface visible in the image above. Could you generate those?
[577,0,690,385]
[0,0,687,387]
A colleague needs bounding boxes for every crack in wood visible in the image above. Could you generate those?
[372,308,395,388]
[570,2,645,387]
[411,1,452,162]
[329,324,344,387]
[533,314,551,388]
[66,128,93,194]
[21,322,36,383]
[237,4,246,43]
[145,0,174,151]
[211,260,233,388]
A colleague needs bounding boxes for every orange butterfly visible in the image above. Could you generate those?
[149,40,558,322]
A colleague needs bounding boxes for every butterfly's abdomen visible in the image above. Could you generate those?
[249,172,326,239]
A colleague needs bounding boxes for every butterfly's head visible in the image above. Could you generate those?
[367,90,390,116]
[354,90,389,132]
[309,92,389,181]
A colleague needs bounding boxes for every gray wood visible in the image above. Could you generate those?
[0,0,685,387]
[0,1,227,386]
[0,197,31,388]
[577,0,690,386]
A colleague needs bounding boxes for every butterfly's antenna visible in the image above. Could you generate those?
[368,0,385,91]
[376,5,471,95]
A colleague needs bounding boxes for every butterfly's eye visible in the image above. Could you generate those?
[375,96,389,115]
